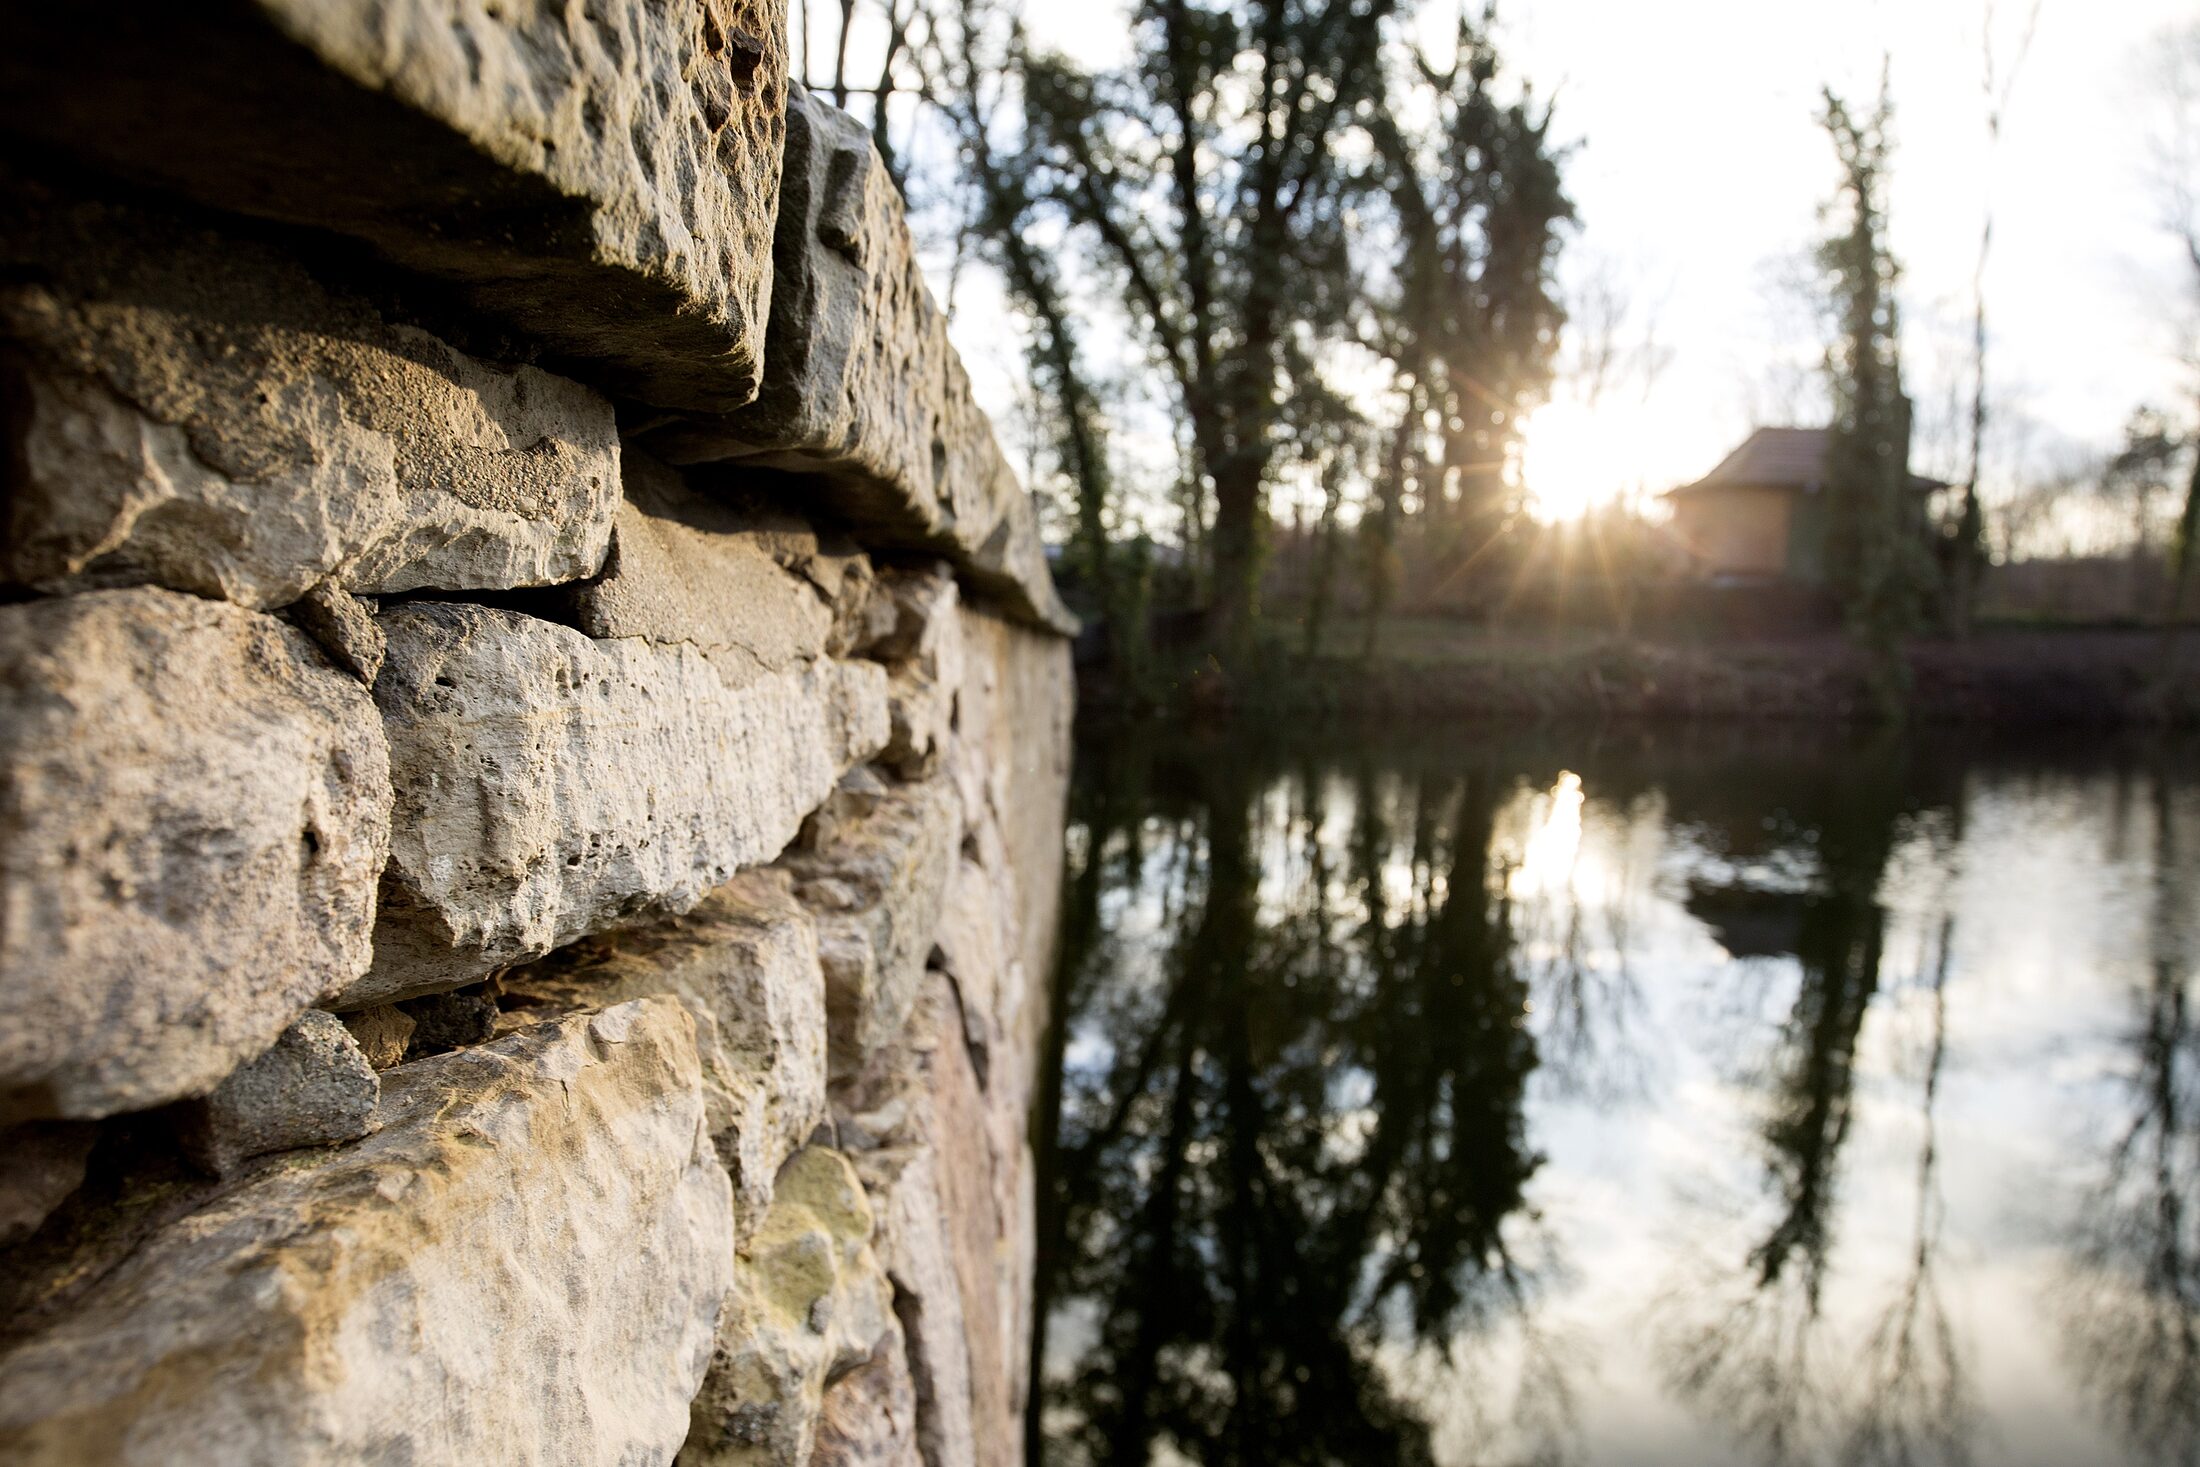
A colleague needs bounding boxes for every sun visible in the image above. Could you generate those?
[1518,398,1633,523]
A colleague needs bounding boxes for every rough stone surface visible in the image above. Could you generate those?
[1,1,790,413]
[865,565,966,780]
[0,998,732,1466]
[175,1010,380,1177]
[0,589,391,1124]
[954,608,1077,1001]
[785,773,962,1081]
[809,1324,925,1467]
[338,1006,414,1070]
[564,452,860,688]
[504,869,827,1228]
[799,766,891,852]
[0,190,621,609]
[642,88,1073,633]
[0,1124,96,1249]
[934,856,1018,1107]
[0,15,1084,1459]
[345,602,887,1005]
[915,990,1023,1467]
[287,586,386,685]
[843,982,1024,1467]
[396,989,501,1057]
[855,1141,977,1467]
[679,1147,894,1467]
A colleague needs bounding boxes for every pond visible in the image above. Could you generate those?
[1029,722,2200,1467]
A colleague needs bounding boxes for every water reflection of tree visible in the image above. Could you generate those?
[2058,764,2200,1467]
[1514,782,1657,1112]
[1033,732,1563,1466]
[1845,912,1971,1467]
[1654,740,1976,1466]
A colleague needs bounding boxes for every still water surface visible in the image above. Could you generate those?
[1031,723,2199,1467]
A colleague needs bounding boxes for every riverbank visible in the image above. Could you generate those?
[1080,618,2200,725]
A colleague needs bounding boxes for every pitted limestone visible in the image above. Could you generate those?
[678,1147,895,1467]
[0,192,621,609]
[865,565,966,780]
[288,586,387,685]
[346,602,887,1006]
[175,1010,379,1178]
[503,869,828,1230]
[0,588,391,1124]
[641,87,1073,634]
[784,773,962,1081]
[0,999,732,1467]
[854,1142,979,1467]
[1,0,790,412]
[953,607,1077,994]
[842,982,1023,1467]
[564,453,854,688]
[809,1325,925,1467]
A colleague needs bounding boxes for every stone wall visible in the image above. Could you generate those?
[0,6,1071,1464]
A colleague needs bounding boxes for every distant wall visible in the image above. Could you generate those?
[0,6,1070,1464]
[1668,485,1798,580]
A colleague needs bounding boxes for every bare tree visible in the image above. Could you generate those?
[2137,20,2200,672]
[1948,0,2045,637]
[1564,253,1674,414]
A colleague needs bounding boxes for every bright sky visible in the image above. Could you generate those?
[906,0,2198,529]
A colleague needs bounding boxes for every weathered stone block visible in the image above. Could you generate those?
[679,1147,894,1467]
[564,453,863,688]
[339,1006,415,1070]
[932,855,1018,1104]
[0,998,732,1466]
[865,565,966,779]
[0,191,621,609]
[1,1,790,413]
[843,983,1023,1467]
[641,87,1074,633]
[785,773,962,1080]
[345,603,887,1005]
[855,1141,978,1467]
[0,589,391,1123]
[504,869,827,1227]
[175,1010,379,1177]
[953,607,1076,999]
[809,1324,924,1467]
[287,586,387,685]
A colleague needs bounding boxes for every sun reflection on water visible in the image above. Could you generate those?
[1038,728,2200,1467]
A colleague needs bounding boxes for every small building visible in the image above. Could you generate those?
[1664,426,1944,586]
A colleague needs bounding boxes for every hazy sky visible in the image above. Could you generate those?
[852,0,2197,526]
[1489,0,2197,518]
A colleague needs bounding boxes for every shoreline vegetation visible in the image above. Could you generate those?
[1078,618,2200,726]
[799,0,2200,735]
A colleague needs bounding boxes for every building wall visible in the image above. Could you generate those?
[1671,485,1800,580]
[0,7,1071,1464]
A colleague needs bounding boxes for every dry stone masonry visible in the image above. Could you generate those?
[0,7,1073,1464]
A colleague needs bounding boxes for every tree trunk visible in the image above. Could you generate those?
[1302,469,1343,659]
[1207,460,1264,657]
[2155,425,2199,691]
